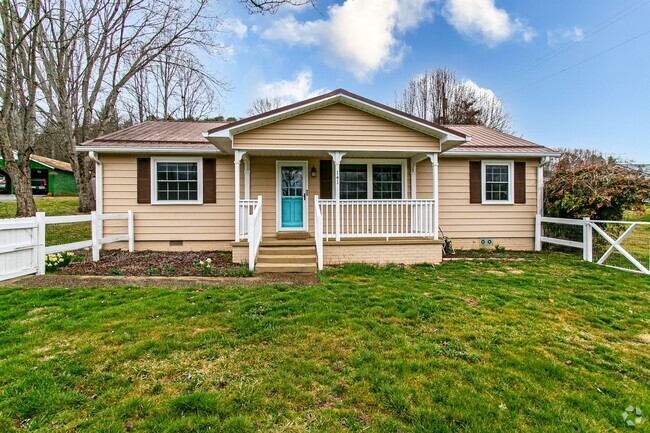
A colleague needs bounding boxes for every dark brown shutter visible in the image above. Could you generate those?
[469,161,481,204]
[203,158,216,203]
[514,161,526,204]
[320,160,332,199]
[137,158,151,204]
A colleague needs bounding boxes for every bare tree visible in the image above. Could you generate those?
[246,97,283,116]
[241,0,315,14]
[35,0,224,212]
[0,0,44,216]
[395,67,513,133]
[123,48,223,122]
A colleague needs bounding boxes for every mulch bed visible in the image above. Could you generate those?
[56,250,246,277]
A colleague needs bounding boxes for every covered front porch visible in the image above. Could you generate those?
[233,149,443,271]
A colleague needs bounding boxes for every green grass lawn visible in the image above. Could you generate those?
[0,254,648,432]
[0,197,90,247]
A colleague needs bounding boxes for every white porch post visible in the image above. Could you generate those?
[410,159,417,199]
[427,153,439,240]
[328,151,346,241]
[243,154,251,200]
[234,150,246,242]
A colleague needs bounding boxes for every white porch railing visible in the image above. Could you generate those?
[238,199,259,240]
[247,196,263,271]
[314,195,324,270]
[318,198,436,240]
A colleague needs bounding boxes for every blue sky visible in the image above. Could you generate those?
[209,0,650,161]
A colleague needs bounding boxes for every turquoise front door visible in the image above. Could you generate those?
[280,165,305,229]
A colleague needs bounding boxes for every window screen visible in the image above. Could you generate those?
[156,162,199,201]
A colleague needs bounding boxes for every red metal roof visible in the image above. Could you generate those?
[444,124,556,154]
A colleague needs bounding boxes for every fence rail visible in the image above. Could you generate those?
[536,215,650,275]
[0,210,134,281]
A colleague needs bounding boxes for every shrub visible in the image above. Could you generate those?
[545,149,650,220]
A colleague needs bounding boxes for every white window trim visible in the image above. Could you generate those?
[339,158,407,200]
[482,160,514,205]
[151,157,203,205]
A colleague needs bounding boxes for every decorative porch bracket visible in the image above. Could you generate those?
[328,151,346,241]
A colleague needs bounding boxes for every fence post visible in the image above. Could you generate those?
[91,211,100,261]
[534,214,542,251]
[127,210,135,252]
[582,217,593,262]
[36,212,46,275]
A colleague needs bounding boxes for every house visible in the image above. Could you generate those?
[0,154,78,196]
[77,89,558,272]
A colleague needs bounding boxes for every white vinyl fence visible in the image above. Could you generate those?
[0,211,134,282]
[535,215,650,275]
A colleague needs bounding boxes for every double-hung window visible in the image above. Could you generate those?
[340,164,368,199]
[152,157,203,204]
[482,161,513,204]
[339,161,404,200]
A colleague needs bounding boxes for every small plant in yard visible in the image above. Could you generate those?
[149,268,159,276]
[45,252,74,273]
[162,264,175,274]
[193,258,212,276]
[494,244,506,253]
[109,269,124,276]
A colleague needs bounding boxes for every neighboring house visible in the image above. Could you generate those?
[0,154,78,196]
[77,89,558,271]
[618,163,650,175]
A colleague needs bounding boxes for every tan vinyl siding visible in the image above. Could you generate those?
[102,154,236,245]
[417,157,539,250]
[235,103,440,152]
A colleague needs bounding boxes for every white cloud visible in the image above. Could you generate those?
[443,0,535,47]
[547,26,584,47]
[222,19,248,39]
[256,69,329,105]
[261,0,435,81]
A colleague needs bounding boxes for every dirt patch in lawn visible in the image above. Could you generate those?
[9,273,319,289]
[56,250,248,277]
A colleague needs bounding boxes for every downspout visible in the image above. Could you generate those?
[535,157,550,251]
[88,151,103,243]
[536,157,550,216]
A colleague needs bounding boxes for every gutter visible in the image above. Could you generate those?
[537,156,551,216]
[442,151,561,158]
[76,147,220,155]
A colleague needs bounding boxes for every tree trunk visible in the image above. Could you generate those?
[11,160,37,217]
[74,152,96,213]
[13,175,36,216]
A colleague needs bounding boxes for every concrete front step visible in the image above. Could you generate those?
[255,238,318,273]
[260,239,314,247]
[255,263,318,273]
[257,254,317,264]
[258,246,315,256]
